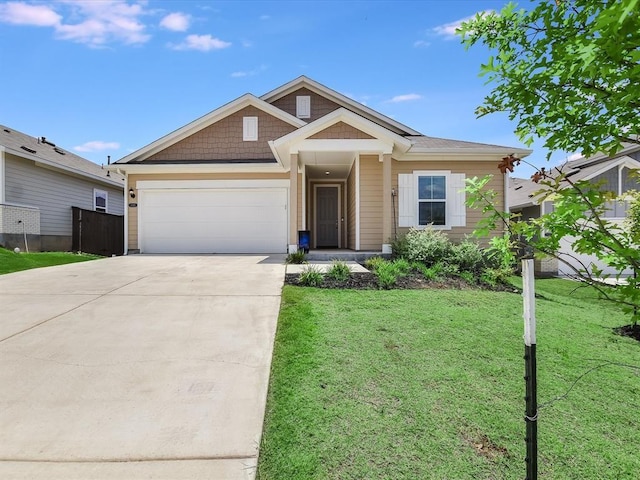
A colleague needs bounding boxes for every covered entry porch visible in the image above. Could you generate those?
[270,108,412,254]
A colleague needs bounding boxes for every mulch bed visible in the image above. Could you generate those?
[613,324,640,342]
[284,271,516,292]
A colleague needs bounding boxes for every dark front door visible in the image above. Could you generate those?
[316,186,339,248]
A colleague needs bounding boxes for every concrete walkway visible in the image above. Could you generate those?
[0,255,286,479]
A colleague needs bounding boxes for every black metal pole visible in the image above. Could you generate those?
[524,343,537,480]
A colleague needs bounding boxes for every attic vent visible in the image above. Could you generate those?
[54,147,66,155]
[41,137,56,147]
[20,146,36,154]
[3,129,10,133]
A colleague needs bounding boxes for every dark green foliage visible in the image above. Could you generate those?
[326,260,351,282]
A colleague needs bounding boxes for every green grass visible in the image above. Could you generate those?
[258,280,640,479]
[0,247,101,275]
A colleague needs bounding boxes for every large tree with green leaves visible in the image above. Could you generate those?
[460,0,640,157]
[458,0,640,328]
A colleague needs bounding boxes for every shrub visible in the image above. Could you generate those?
[364,256,387,272]
[458,270,476,284]
[391,234,409,259]
[286,250,307,264]
[374,261,399,289]
[327,260,351,282]
[480,267,512,287]
[298,265,324,287]
[448,240,486,274]
[392,258,412,276]
[402,228,453,265]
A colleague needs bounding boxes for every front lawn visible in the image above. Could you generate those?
[0,247,101,275]
[257,280,640,479]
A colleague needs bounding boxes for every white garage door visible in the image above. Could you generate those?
[139,188,288,254]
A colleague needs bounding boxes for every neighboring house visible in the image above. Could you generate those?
[0,125,125,252]
[111,76,530,255]
[509,143,640,276]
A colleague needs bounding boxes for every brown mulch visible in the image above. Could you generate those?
[613,324,640,341]
[284,271,517,292]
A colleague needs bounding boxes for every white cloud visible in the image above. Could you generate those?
[55,1,150,46]
[413,40,430,48]
[260,14,270,21]
[0,1,151,47]
[230,64,267,78]
[567,152,583,162]
[432,10,494,40]
[170,34,231,51]
[388,93,423,103]
[74,141,120,153]
[160,12,190,32]
[0,2,61,26]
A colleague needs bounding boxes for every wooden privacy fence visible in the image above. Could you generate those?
[72,207,124,256]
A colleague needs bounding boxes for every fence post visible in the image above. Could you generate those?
[522,257,537,479]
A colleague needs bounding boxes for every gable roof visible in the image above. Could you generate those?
[260,76,422,136]
[0,125,123,188]
[566,143,640,169]
[269,107,413,169]
[116,94,306,164]
[509,150,640,210]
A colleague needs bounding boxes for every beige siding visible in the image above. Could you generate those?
[309,122,375,140]
[127,172,289,250]
[347,164,356,249]
[392,159,505,243]
[146,106,296,161]
[270,87,341,122]
[359,154,383,250]
[297,173,303,231]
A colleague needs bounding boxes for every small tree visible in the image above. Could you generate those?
[459,0,640,328]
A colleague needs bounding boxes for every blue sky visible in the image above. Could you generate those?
[0,0,573,177]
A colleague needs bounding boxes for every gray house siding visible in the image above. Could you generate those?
[4,154,124,250]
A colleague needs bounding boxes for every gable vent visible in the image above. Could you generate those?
[20,146,36,154]
[54,147,66,155]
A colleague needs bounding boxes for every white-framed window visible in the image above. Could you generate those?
[398,171,466,229]
[94,189,108,213]
[418,175,446,225]
[243,116,258,141]
[296,95,310,118]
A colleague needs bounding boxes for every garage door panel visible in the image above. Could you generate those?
[139,188,288,254]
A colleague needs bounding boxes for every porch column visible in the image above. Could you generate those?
[382,153,392,254]
[289,153,299,253]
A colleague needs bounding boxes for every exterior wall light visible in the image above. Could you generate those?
[129,188,136,199]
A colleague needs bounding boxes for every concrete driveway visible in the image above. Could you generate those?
[0,255,285,479]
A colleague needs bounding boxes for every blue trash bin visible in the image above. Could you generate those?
[298,230,310,253]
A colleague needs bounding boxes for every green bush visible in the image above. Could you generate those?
[286,250,307,264]
[458,270,476,284]
[299,265,324,286]
[390,234,409,259]
[364,256,387,272]
[327,260,351,282]
[374,261,399,289]
[447,240,486,274]
[480,267,512,287]
[392,258,411,275]
[401,228,453,265]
